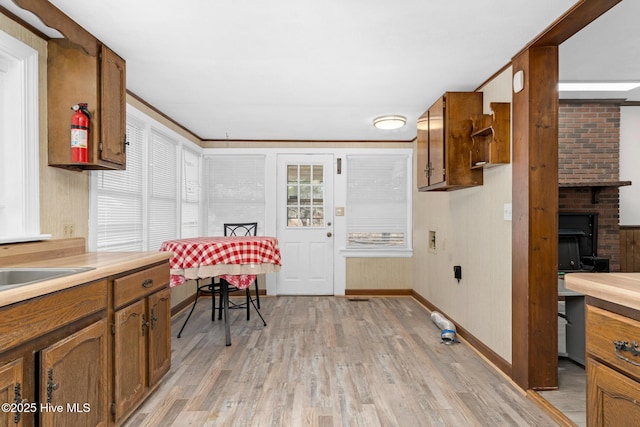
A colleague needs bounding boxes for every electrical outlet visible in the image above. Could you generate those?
[63,224,75,238]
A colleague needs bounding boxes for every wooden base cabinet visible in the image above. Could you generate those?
[112,265,171,424]
[0,280,107,427]
[586,304,640,426]
[39,319,108,427]
[147,289,172,387]
[0,258,171,427]
[587,358,640,426]
[0,359,24,426]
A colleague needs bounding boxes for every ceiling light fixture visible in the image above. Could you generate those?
[558,82,640,92]
[373,115,406,130]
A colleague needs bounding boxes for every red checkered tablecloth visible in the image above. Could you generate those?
[160,236,282,288]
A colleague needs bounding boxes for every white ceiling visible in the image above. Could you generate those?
[1,0,637,141]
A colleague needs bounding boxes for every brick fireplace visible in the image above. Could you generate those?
[558,101,630,272]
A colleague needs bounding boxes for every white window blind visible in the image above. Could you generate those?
[95,117,144,251]
[181,148,201,238]
[93,106,201,252]
[205,155,265,236]
[148,130,178,251]
[346,154,409,248]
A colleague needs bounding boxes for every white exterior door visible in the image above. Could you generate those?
[276,154,334,295]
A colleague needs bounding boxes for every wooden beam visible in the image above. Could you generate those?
[516,0,622,53]
[510,0,624,390]
[12,0,96,56]
[512,45,559,390]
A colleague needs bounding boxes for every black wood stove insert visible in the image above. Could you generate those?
[559,212,609,273]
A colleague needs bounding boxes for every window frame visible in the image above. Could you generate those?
[341,152,413,258]
[0,29,44,244]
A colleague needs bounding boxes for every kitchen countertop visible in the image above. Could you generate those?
[0,251,172,308]
[564,272,640,311]
[558,276,584,297]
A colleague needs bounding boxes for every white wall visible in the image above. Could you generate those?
[413,67,513,363]
[620,106,640,225]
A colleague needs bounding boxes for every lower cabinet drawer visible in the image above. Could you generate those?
[113,262,169,308]
[586,305,640,381]
[0,280,107,351]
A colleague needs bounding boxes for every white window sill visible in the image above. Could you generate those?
[339,248,413,258]
[0,234,51,245]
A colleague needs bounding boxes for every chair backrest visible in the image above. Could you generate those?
[224,222,258,236]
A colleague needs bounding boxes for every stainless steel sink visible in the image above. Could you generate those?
[0,267,95,290]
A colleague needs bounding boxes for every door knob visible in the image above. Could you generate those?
[327,232,332,237]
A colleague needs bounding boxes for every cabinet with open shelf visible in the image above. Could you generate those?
[470,102,510,169]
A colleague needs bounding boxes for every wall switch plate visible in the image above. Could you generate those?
[504,203,512,221]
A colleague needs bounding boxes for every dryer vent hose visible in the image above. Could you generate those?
[430,311,458,344]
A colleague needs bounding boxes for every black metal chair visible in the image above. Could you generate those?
[216,222,263,322]
[177,276,218,338]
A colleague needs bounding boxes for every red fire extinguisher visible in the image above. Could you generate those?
[70,103,91,163]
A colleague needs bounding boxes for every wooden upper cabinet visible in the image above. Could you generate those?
[48,39,126,171]
[427,97,446,187]
[470,102,511,169]
[417,92,483,191]
[100,45,127,166]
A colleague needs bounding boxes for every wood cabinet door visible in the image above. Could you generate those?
[39,320,108,427]
[416,113,429,190]
[0,359,24,426]
[428,97,445,187]
[587,357,640,426]
[47,38,99,168]
[99,44,126,167]
[147,288,171,387]
[114,299,146,421]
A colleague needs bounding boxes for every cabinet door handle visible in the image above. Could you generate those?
[13,383,22,424]
[613,340,640,367]
[47,368,59,403]
[142,279,154,288]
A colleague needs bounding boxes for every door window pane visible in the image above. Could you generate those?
[286,163,324,227]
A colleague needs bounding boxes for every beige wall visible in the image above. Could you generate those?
[346,257,413,290]
[412,68,514,362]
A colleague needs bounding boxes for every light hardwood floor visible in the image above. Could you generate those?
[538,359,586,427]
[124,296,559,426]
